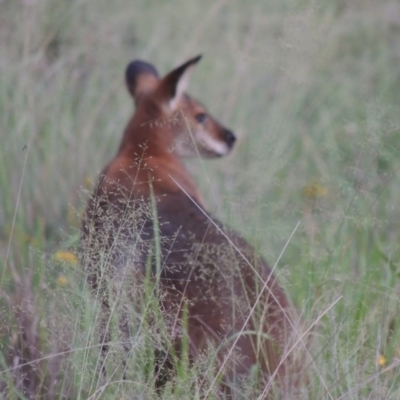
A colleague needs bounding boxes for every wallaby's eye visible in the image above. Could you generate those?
[195,113,207,124]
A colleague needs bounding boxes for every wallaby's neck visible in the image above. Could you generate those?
[116,113,205,207]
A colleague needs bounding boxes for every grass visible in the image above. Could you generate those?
[1,0,400,398]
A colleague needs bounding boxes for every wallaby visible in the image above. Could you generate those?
[81,55,306,398]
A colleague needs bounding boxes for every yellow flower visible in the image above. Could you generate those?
[57,275,68,286]
[378,354,387,367]
[53,251,78,266]
[302,182,328,199]
[84,175,94,189]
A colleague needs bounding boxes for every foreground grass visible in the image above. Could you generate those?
[1,0,400,398]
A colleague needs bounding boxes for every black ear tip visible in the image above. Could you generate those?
[174,55,202,76]
[192,54,202,64]
[125,60,159,85]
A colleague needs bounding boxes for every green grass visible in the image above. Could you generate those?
[2,0,400,398]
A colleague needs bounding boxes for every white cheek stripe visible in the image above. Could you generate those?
[197,130,229,155]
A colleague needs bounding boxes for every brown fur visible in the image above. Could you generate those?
[81,56,307,397]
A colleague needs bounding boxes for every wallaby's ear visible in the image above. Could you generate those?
[157,55,202,111]
[125,60,159,106]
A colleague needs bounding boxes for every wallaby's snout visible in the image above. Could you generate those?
[223,128,236,149]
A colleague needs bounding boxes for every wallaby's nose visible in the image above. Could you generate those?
[223,130,236,147]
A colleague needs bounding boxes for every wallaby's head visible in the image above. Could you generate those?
[125,55,236,158]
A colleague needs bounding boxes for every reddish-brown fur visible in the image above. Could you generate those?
[81,56,306,397]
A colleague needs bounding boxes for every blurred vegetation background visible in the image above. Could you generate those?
[1,0,400,398]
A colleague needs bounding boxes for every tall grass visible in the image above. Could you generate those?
[1,0,400,398]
